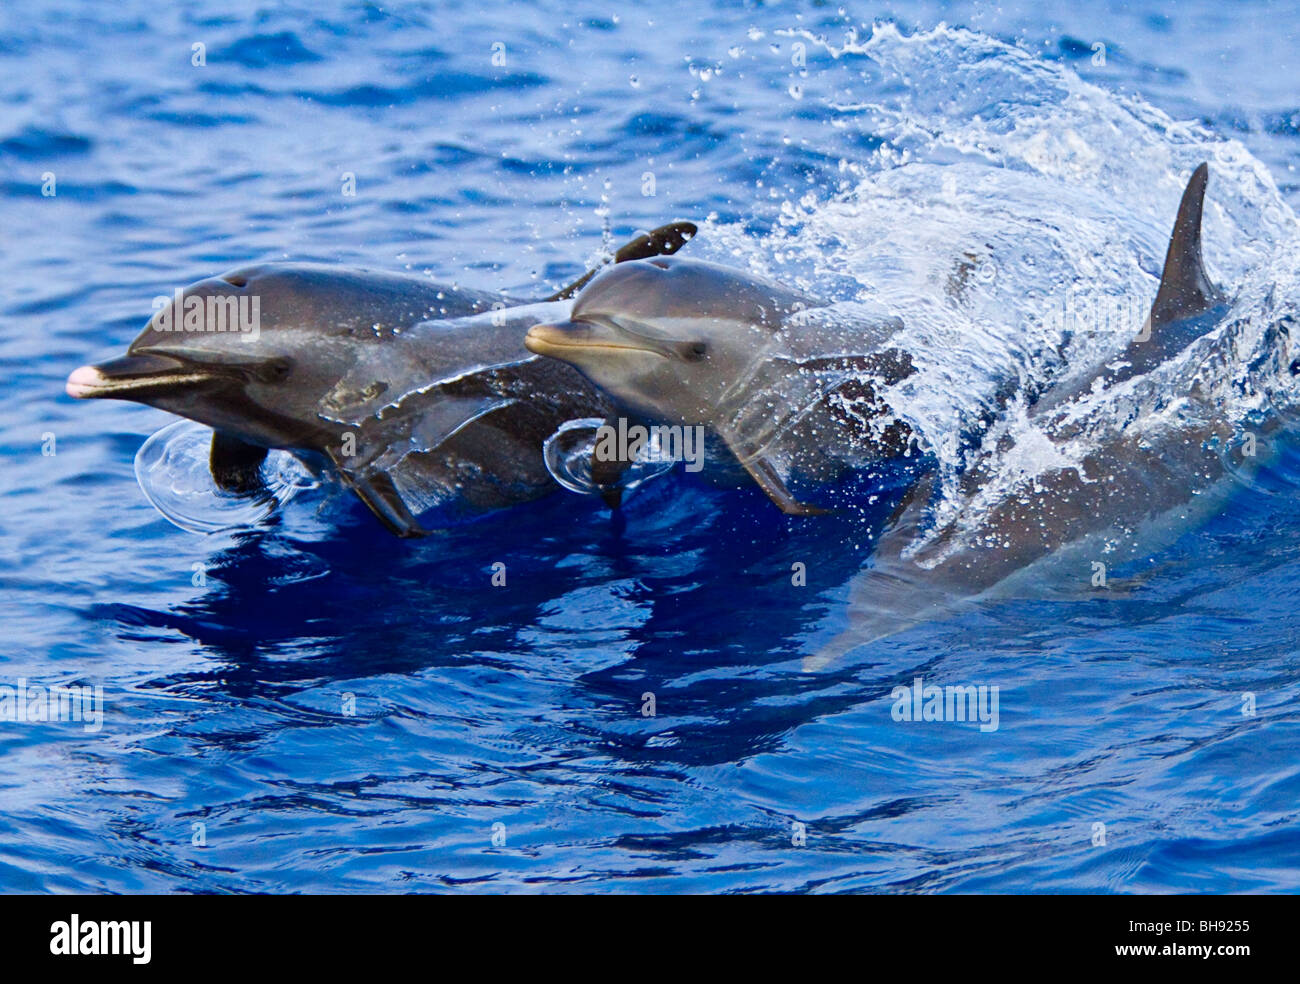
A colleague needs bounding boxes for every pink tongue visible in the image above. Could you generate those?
[65,366,104,398]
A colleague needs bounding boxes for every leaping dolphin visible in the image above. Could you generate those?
[816,162,1278,659]
[66,223,696,536]
[524,255,918,514]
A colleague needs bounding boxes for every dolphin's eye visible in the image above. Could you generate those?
[687,342,708,361]
[258,357,293,383]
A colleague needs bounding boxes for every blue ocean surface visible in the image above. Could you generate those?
[3,0,1300,893]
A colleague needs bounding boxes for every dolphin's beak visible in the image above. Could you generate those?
[66,352,214,400]
[525,321,610,357]
[525,321,668,359]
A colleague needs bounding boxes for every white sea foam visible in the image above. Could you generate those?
[698,23,1300,534]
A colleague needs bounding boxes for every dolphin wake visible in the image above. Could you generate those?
[703,25,1300,513]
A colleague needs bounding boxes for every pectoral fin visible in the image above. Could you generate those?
[597,486,625,509]
[326,448,429,538]
[209,432,269,494]
[590,424,634,509]
[738,453,830,516]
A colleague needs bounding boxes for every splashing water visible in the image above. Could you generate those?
[700,24,1300,524]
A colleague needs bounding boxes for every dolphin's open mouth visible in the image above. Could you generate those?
[525,321,669,359]
[66,352,222,400]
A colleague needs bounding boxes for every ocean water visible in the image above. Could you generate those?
[3,0,1300,893]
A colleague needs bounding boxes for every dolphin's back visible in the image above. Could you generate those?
[222,262,509,326]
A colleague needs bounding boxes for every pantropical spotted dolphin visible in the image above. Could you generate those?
[524,255,917,514]
[66,223,696,536]
[817,162,1279,658]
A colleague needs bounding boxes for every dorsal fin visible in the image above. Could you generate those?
[1147,162,1222,329]
[545,221,697,301]
[612,221,697,264]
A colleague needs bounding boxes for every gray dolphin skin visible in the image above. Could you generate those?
[816,162,1275,660]
[66,223,696,537]
[524,255,917,514]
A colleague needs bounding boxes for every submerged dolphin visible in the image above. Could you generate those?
[818,162,1280,657]
[67,223,696,536]
[524,255,917,514]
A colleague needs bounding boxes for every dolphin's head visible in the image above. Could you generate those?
[65,264,454,448]
[524,256,819,425]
